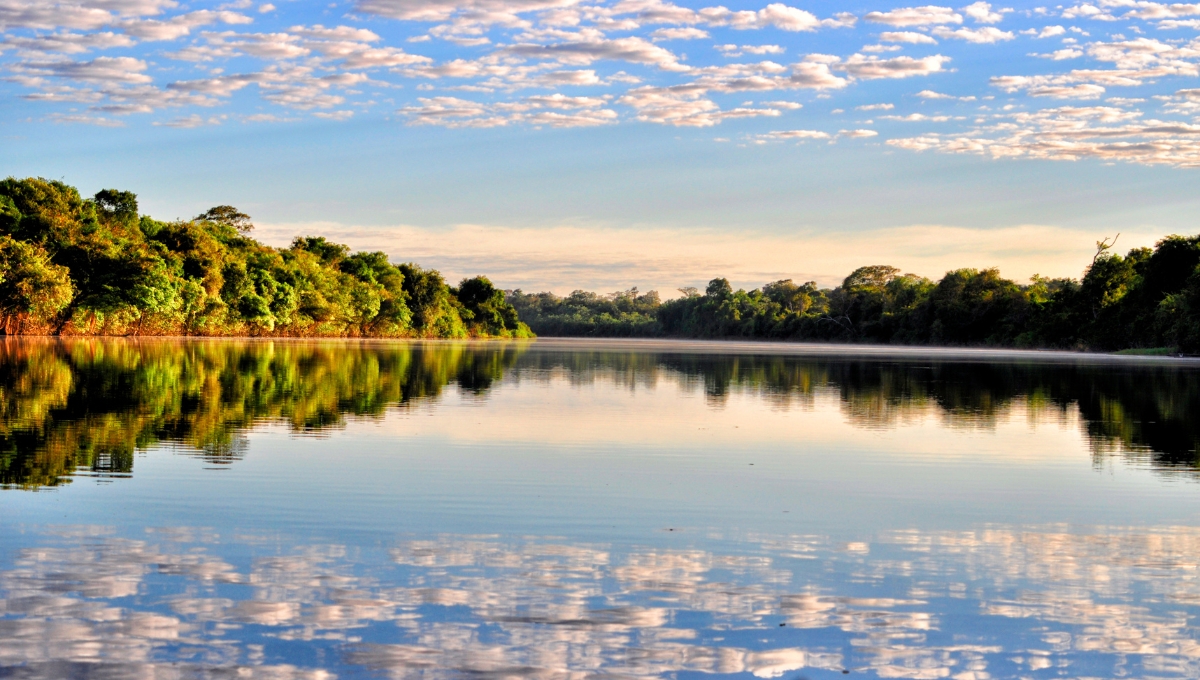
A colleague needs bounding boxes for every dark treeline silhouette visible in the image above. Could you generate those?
[2,339,1196,489]
[508,235,1200,353]
[0,177,530,338]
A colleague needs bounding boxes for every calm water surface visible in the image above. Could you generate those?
[2,338,1200,679]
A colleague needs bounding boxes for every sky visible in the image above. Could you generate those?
[3,0,1200,293]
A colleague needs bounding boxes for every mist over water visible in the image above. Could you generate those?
[2,338,1199,679]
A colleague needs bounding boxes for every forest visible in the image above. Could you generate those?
[0,177,531,338]
[3,176,1198,352]
[508,233,1200,353]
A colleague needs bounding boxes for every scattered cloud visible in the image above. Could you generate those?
[931,26,1013,43]
[18,55,151,82]
[961,1,1008,24]
[915,89,974,100]
[649,26,708,41]
[839,54,951,79]
[890,104,1200,167]
[504,37,689,71]
[0,0,1198,176]
[154,113,223,127]
[879,30,938,43]
[1031,48,1083,60]
[754,128,830,142]
[864,6,964,26]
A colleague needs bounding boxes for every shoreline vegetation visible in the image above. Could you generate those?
[0,178,531,338]
[507,235,1200,355]
[2,177,1198,353]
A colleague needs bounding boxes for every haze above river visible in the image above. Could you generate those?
[2,338,1199,679]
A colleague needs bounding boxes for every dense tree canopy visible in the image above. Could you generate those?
[6,175,1196,352]
[509,235,1200,354]
[0,177,531,338]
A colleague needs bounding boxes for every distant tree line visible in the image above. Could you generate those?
[508,234,1200,354]
[0,177,530,338]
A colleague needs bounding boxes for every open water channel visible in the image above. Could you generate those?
[2,338,1200,679]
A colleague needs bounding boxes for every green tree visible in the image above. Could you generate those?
[0,236,74,333]
[196,205,254,233]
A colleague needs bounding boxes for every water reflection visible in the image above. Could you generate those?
[1,338,1197,489]
[5,524,1200,678]
[0,339,525,488]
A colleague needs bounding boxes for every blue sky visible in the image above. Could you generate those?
[3,0,1200,292]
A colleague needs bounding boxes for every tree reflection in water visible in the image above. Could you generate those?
[1,338,1197,489]
[0,338,526,488]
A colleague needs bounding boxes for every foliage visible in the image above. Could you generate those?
[509,234,1200,353]
[4,338,1195,489]
[0,177,530,338]
[507,288,662,337]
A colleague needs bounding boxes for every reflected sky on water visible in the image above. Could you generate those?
[2,338,1200,679]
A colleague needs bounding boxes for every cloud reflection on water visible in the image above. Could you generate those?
[3,525,1200,678]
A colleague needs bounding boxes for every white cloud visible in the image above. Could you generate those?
[504,36,688,71]
[290,24,381,42]
[879,30,939,43]
[701,3,822,32]
[821,12,858,28]
[619,85,783,126]
[1032,24,1066,37]
[915,89,973,100]
[961,1,1008,24]
[882,112,952,120]
[889,104,1200,168]
[754,128,830,141]
[1028,83,1107,98]
[19,55,151,82]
[0,2,113,31]
[839,54,951,79]
[1031,48,1084,60]
[1061,4,1115,20]
[2,0,1196,151]
[864,5,963,26]
[839,128,879,137]
[154,112,222,126]
[931,25,1014,42]
[717,43,784,56]
[0,31,133,53]
[312,109,354,119]
[47,111,124,125]
[857,102,894,110]
[741,44,784,54]
[536,68,603,85]
[400,92,618,127]
[0,0,178,31]
[1121,1,1200,20]
[400,95,504,127]
[649,26,707,40]
[354,0,580,22]
[121,10,251,41]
